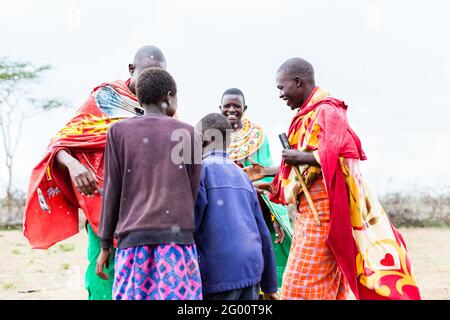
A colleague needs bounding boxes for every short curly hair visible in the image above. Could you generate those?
[198,113,232,148]
[221,87,245,105]
[136,67,177,105]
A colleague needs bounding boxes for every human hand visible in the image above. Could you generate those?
[263,292,280,300]
[243,159,266,181]
[273,219,285,244]
[253,181,277,195]
[67,160,99,196]
[96,248,112,280]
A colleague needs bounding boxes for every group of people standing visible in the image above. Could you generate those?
[23,45,421,300]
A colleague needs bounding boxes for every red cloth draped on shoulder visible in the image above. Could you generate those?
[270,87,421,300]
[23,79,137,249]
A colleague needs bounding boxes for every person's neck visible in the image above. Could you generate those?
[143,103,167,117]
[297,84,316,110]
[232,119,243,132]
[128,81,136,95]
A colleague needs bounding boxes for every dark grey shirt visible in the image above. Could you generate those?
[99,115,202,249]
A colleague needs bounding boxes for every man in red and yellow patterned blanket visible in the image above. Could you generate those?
[23,45,167,300]
[268,57,421,300]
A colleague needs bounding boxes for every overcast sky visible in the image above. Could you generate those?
[1,0,449,196]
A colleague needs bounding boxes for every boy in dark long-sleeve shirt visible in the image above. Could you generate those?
[194,113,278,300]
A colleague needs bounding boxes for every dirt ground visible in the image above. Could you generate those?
[0,227,448,300]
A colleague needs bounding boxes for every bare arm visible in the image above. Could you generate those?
[282,149,320,167]
[55,149,99,196]
[243,159,280,181]
[54,149,77,169]
[262,165,280,176]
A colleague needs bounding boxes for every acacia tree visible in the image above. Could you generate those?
[0,58,63,223]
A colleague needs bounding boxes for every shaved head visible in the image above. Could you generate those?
[276,57,316,110]
[133,45,166,69]
[277,57,315,85]
[128,45,166,94]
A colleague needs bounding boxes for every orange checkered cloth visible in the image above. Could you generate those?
[281,176,349,300]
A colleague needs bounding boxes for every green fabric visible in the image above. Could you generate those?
[260,193,293,239]
[242,135,292,286]
[262,210,291,286]
[244,137,293,236]
[85,223,115,300]
[259,191,292,286]
[245,135,274,167]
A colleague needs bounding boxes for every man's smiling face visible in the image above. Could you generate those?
[276,70,303,110]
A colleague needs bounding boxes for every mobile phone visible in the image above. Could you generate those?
[278,133,291,150]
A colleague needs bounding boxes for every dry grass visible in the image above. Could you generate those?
[0,192,448,300]
[0,227,448,300]
[0,229,87,300]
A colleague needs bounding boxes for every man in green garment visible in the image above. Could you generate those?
[219,88,292,287]
[52,46,167,299]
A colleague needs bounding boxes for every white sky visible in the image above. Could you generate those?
[1,0,450,196]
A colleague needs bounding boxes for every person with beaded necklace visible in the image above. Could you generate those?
[219,88,292,289]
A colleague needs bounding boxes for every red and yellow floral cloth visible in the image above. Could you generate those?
[23,80,139,249]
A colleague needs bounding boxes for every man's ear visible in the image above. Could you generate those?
[219,105,223,111]
[295,76,303,87]
[243,105,248,112]
[128,64,135,75]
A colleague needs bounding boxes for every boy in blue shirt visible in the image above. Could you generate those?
[194,113,278,300]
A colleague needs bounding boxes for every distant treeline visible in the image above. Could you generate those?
[1,191,450,228]
[380,192,450,227]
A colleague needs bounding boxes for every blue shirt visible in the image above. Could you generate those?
[194,150,278,295]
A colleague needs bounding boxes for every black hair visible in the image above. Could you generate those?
[199,113,232,147]
[221,88,245,105]
[136,67,177,105]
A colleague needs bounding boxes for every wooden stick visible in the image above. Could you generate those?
[292,166,321,226]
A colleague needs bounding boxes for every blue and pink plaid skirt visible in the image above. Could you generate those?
[113,244,203,300]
